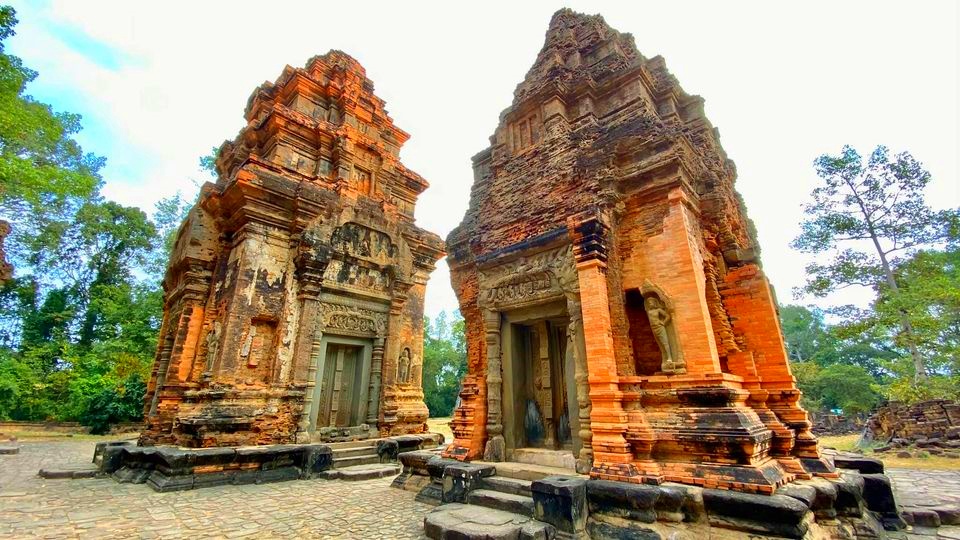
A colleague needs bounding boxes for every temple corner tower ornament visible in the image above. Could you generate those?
[141,51,444,448]
[442,9,835,494]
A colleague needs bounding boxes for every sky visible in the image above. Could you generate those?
[7,0,959,318]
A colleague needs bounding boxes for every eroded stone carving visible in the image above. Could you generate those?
[397,348,411,383]
[318,302,387,336]
[323,259,392,293]
[644,295,684,374]
[478,245,576,309]
[331,222,398,264]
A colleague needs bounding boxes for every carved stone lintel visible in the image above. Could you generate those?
[317,302,387,337]
[477,245,577,310]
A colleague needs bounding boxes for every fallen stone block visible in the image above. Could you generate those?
[532,476,588,536]
[587,479,660,523]
[831,454,884,474]
[902,508,941,528]
[321,463,400,481]
[702,488,810,538]
[441,462,495,503]
[932,506,960,526]
[423,503,555,540]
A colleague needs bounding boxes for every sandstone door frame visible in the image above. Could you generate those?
[308,334,373,432]
[499,301,582,458]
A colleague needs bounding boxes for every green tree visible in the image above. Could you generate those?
[422,311,466,417]
[811,364,881,415]
[780,305,834,364]
[790,361,881,415]
[146,192,192,282]
[792,145,959,383]
[0,7,160,428]
[781,304,896,379]
[0,6,103,270]
[198,146,219,176]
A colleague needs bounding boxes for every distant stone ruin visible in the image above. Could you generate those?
[868,399,960,444]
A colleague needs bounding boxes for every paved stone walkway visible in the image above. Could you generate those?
[0,440,430,539]
[888,468,960,512]
[888,468,960,539]
[3,441,960,538]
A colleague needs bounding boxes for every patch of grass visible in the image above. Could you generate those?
[878,455,960,470]
[818,433,960,470]
[818,433,862,452]
[427,417,453,443]
[6,430,138,442]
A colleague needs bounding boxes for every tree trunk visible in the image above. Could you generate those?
[847,176,928,384]
[870,234,927,383]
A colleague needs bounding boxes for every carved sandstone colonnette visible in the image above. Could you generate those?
[141,51,444,448]
[443,9,835,494]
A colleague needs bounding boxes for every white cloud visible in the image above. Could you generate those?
[8,0,958,318]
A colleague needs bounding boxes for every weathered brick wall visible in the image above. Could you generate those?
[443,9,831,492]
[141,51,444,448]
[868,400,960,442]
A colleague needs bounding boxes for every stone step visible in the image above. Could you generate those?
[319,463,401,481]
[466,489,535,517]
[38,464,99,479]
[511,448,576,471]
[479,461,586,482]
[333,454,380,468]
[424,503,555,540]
[326,439,378,450]
[480,475,533,497]
[332,446,378,459]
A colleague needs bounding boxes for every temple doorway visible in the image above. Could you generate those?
[500,303,580,465]
[310,336,373,431]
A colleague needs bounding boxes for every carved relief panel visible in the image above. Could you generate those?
[330,223,398,265]
[322,260,391,293]
[317,302,387,337]
[477,245,578,310]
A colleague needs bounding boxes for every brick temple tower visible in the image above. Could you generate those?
[141,51,444,447]
[443,10,835,493]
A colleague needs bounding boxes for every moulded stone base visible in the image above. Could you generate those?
[593,459,791,494]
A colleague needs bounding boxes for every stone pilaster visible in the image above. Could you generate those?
[366,336,385,425]
[482,309,505,462]
[566,297,594,474]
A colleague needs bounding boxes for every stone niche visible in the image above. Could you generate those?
[443,9,835,493]
[140,51,444,448]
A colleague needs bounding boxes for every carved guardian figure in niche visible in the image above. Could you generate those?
[202,320,221,379]
[644,295,684,373]
[397,348,411,383]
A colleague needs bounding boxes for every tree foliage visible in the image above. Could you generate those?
[0,6,103,264]
[792,145,959,383]
[782,305,887,414]
[422,311,466,417]
[0,8,179,430]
